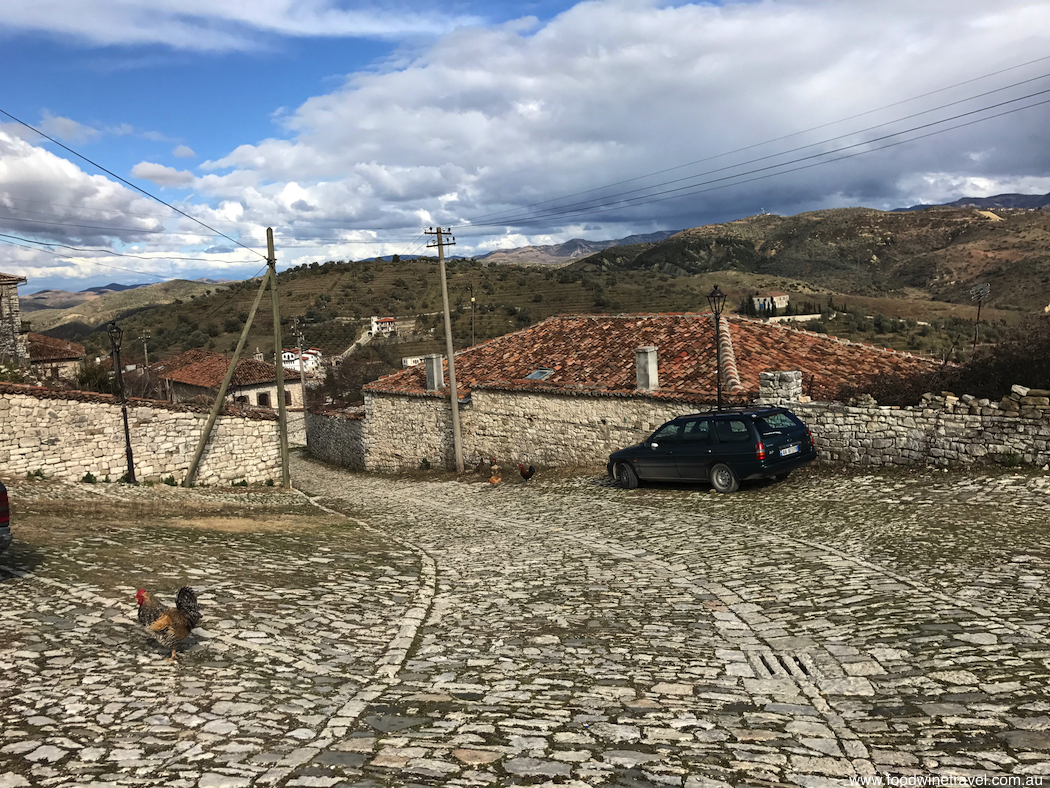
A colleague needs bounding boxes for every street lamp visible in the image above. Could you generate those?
[706,285,727,411]
[106,321,136,484]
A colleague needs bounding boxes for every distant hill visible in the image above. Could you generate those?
[569,206,1050,311]
[21,279,229,338]
[478,230,679,266]
[895,191,1050,211]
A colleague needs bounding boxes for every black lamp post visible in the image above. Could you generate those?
[706,285,727,411]
[106,321,136,483]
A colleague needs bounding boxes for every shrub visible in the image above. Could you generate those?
[163,475,177,486]
[232,479,248,487]
[81,472,97,484]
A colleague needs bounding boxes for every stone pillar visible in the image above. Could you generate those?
[758,370,803,404]
[424,354,445,391]
[635,346,658,391]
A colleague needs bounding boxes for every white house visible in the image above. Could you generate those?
[283,347,323,373]
[370,316,397,336]
[752,291,790,313]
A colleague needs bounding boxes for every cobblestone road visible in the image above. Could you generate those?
[2,458,1049,787]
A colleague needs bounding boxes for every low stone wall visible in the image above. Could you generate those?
[307,371,1050,473]
[305,410,365,470]
[0,383,282,485]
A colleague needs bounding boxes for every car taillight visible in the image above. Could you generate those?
[756,441,766,460]
[807,428,814,447]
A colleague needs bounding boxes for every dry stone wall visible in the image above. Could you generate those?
[308,371,1050,472]
[0,384,282,485]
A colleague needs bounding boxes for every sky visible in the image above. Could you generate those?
[2,0,1050,294]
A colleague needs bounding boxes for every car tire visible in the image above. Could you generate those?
[615,462,639,490]
[710,463,739,494]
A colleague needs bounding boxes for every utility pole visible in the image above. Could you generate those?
[269,228,290,488]
[293,316,308,412]
[425,226,464,472]
[184,228,290,488]
[138,331,151,368]
[467,283,476,346]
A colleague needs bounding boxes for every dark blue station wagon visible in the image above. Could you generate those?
[607,406,817,493]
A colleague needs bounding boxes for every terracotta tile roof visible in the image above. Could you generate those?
[0,381,277,419]
[364,313,938,403]
[27,333,85,362]
[152,349,283,389]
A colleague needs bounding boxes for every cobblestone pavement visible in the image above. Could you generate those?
[2,458,1049,787]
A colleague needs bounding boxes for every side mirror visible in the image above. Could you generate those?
[649,442,659,449]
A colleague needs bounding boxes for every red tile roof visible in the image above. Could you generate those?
[364,313,938,403]
[152,349,283,388]
[27,333,85,362]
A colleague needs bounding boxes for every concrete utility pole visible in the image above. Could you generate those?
[425,226,464,472]
[138,331,151,368]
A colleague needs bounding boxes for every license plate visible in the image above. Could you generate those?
[780,444,800,457]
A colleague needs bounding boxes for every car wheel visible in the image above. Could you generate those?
[710,463,739,494]
[615,462,639,490]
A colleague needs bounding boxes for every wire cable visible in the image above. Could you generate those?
[464,87,1050,228]
[0,107,267,261]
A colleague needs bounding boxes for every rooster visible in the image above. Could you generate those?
[475,456,497,475]
[519,463,536,482]
[136,587,202,660]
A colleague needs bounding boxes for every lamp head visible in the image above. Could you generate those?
[706,285,727,316]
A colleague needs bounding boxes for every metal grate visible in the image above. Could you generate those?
[748,651,816,681]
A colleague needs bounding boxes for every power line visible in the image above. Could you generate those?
[0,232,259,266]
[464,95,1050,228]
[0,107,267,261]
[466,55,1050,226]
[464,87,1050,229]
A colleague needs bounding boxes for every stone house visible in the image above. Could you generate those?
[340,312,938,470]
[26,333,86,381]
[369,316,397,336]
[152,348,304,408]
[0,272,29,364]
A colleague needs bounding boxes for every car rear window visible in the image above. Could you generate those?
[755,412,803,435]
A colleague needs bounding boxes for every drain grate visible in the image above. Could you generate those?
[748,651,816,680]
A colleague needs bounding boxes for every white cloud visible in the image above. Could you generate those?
[173,145,196,158]
[0,0,482,51]
[8,0,1050,291]
[37,112,100,144]
[131,161,196,187]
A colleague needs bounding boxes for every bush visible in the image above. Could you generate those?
[81,472,97,484]
[164,475,177,486]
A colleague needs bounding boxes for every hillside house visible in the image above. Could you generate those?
[282,347,323,374]
[0,272,28,364]
[152,348,303,408]
[752,291,790,313]
[27,333,85,381]
[369,316,397,337]
[345,312,938,470]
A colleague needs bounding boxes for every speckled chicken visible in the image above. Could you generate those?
[136,586,202,660]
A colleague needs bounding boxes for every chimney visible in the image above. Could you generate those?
[635,345,658,391]
[424,353,445,391]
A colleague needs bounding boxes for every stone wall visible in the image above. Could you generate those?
[0,280,27,363]
[0,383,283,485]
[305,410,364,470]
[308,372,1050,473]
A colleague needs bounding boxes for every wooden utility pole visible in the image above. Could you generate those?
[184,227,290,488]
[425,226,464,472]
[269,228,291,488]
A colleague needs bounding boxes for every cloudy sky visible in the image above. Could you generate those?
[2,0,1050,293]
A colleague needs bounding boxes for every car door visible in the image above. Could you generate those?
[712,416,756,472]
[675,417,715,481]
[635,421,683,481]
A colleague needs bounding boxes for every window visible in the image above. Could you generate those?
[257,392,271,407]
[284,391,292,405]
[235,395,248,404]
[755,411,801,435]
[525,368,554,380]
[650,422,683,444]
[715,419,751,443]
[681,418,711,443]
